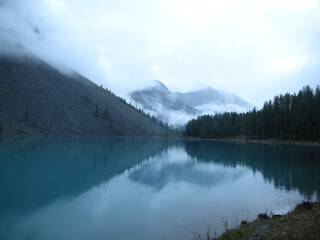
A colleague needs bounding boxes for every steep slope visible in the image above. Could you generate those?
[0,55,169,136]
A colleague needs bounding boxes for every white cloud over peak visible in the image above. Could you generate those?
[1,0,320,107]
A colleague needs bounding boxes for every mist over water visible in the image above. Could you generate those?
[0,137,319,240]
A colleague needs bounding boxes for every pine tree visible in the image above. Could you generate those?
[24,109,29,122]
[104,106,110,119]
[314,85,320,140]
[94,102,99,117]
[283,93,291,139]
[85,92,90,102]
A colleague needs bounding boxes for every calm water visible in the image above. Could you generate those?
[0,137,319,240]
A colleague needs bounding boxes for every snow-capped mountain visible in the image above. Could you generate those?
[130,80,254,126]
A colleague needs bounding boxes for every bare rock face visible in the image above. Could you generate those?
[0,55,170,137]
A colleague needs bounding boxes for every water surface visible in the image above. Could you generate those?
[0,138,319,240]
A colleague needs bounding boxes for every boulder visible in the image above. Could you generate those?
[295,202,313,211]
[258,213,269,219]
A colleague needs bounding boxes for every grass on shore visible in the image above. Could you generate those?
[186,137,320,147]
[213,202,320,240]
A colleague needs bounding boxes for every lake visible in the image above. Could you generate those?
[0,137,319,240]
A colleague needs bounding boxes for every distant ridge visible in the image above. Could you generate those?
[131,80,198,115]
[175,87,253,109]
[130,80,254,126]
[0,55,170,136]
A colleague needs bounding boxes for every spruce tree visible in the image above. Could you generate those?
[94,102,99,117]
[314,86,320,140]
[104,106,110,119]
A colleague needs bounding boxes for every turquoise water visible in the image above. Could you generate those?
[0,138,319,240]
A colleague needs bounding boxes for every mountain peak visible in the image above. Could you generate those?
[205,86,214,91]
[153,79,167,87]
[151,80,170,92]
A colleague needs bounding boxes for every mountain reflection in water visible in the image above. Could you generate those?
[0,137,319,240]
[183,141,320,200]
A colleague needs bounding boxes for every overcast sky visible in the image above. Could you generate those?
[1,0,320,107]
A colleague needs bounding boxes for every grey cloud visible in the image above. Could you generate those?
[1,0,320,107]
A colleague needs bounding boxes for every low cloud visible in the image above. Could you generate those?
[1,0,320,107]
[197,103,251,116]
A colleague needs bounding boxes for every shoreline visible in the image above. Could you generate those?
[1,131,319,147]
[184,137,320,147]
[215,202,320,240]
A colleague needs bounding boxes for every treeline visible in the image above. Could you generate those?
[184,85,320,141]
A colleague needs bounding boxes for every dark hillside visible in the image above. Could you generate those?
[0,55,169,136]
